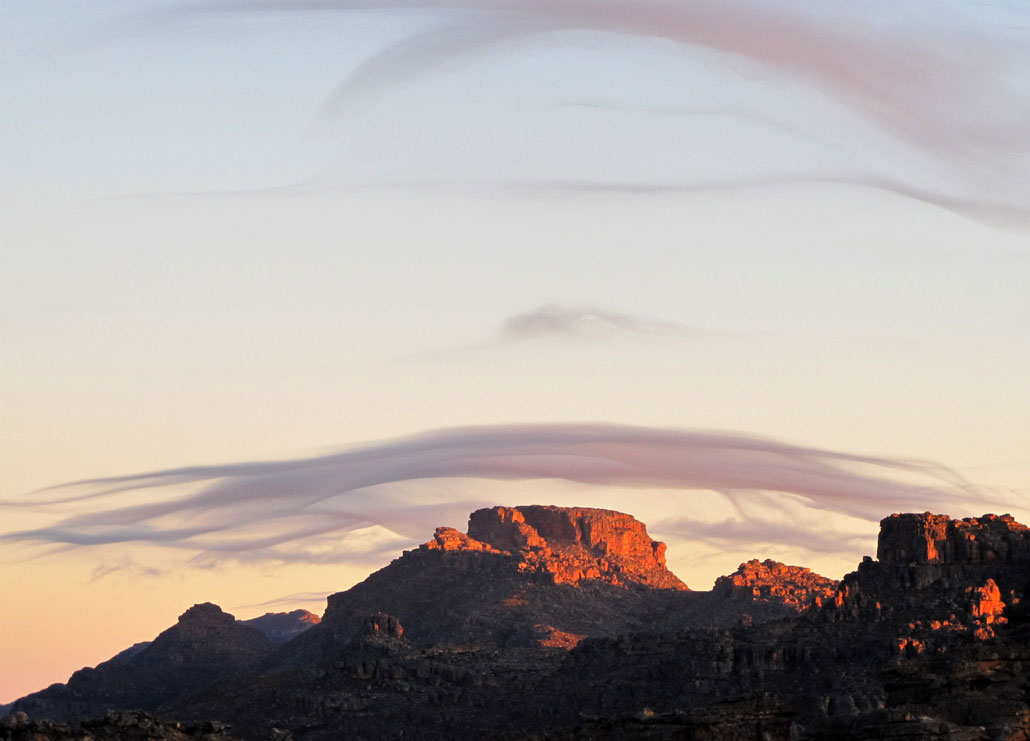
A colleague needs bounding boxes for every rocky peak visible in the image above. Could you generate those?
[877,512,1030,566]
[424,505,687,590]
[174,603,236,638]
[712,559,838,610]
[425,526,501,553]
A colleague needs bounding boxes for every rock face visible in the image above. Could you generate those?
[831,513,1030,634]
[878,512,1030,567]
[713,559,838,610]
[430,505,687,590]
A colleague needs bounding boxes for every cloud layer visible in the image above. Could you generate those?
[1,424,1002,568]
[189,0,1030,227]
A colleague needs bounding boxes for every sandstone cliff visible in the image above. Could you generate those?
[428,505,687,589]
[713,559,838,610]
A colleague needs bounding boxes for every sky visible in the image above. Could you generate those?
[1,0,1029,704]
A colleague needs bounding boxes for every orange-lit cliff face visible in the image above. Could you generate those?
[877,512,1030,566]
[712,558,838,610]
[828,512,1030,649]
[423,504,687,590]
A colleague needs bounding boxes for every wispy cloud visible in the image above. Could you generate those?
[232,591,334,612]
[501,305,700,341]
[400,304,707,360]
[0,424,1002,568]
[657,516,874,557]
[172,0,1030,228]
[88,555,167,583]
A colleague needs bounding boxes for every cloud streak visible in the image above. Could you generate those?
[657,517,874,557]
[501,305,701,341]
[184,0,1030,227]
[216,0,1015,145]
[0,424,1003,569]
[398,305,708,360]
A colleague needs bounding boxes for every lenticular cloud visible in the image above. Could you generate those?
[0,424,995,566]
[193,0,1030,227]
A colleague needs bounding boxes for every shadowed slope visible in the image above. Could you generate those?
[13,605,275,724]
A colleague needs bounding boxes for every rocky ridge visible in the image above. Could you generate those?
[9,507,1029,740]
[550,511,1030,739]
[11,604,317,725]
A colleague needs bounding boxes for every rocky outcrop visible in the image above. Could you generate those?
[430,505,687,590]
[829,513,1030,636]
[242,609,320,643]
[423,526,501,553]
[713,559,838,610]
[877,512,1029,567]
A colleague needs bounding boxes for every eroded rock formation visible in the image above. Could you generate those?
[878,512,1029,567]
[426,505,686,589]
[713,559,838,610]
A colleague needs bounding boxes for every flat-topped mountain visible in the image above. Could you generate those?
[427,505,686,589]
[274,505,693,667]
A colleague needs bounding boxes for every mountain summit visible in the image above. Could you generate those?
[425,504,687,589]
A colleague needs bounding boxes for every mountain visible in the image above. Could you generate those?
[9,506,1028,740]
[270,505,694,670]
[94,610,322,667]
[11,604,318,725]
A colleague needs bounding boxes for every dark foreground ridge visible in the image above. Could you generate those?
[6,507,1030,740]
